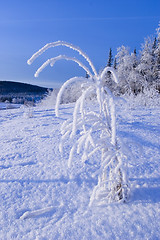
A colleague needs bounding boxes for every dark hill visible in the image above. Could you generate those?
[0,81,52,104]
[0,81,48,94]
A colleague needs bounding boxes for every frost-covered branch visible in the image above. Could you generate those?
[55,76,90,117]
[28,41,130,206]
[101,66,119,84]
[27,41,98,77]
[34,55,93,79]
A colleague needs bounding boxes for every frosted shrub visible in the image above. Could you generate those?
[23,107,34,118]
[28,41,129,205]
[61,81,84,104]
[124,88,160,108]
[40,89,58,108]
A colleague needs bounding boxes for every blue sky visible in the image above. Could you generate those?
[0,0,160,88]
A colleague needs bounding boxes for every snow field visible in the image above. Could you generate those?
[0,103,160,239]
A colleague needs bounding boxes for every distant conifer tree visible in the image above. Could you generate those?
[85,71,89,79]
[132,48,138,69]
[152,37,157,81]
[105,48,114,88]
[152,37,157,51]
[113,58,117,70]
[107,48,113,67]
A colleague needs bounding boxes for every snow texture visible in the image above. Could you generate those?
[0,103,160,239]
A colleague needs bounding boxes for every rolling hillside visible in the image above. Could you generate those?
[0,81,48,94]
[0,81,51,104]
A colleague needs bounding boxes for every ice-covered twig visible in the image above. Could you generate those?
[27,41,98,77]
[55,77,87,117]
[34,55,93,79]
[20,203,63,220]
[101,66,119,84]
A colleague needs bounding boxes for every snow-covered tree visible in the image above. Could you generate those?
[154,23,160,92]
[104,48,114,91]
[129,50,144,94]
[116,46,133,94]
[115,45,147,95]
[137,37,155,88]
[28,41,129,205]
[113,57,117,70]
[60,81,84,104]
[107,48,113,67]
[132,48,138,69]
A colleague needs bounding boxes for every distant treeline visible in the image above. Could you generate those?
[0,81,51,105]
[104,22,160,95]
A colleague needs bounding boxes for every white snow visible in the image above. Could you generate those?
[0,102,21,110]
[0,101,160,239]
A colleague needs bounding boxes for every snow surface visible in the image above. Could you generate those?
[0,102,21,110]
[0,102,160,239]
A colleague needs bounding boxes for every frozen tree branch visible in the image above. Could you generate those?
[34,55,93,79]
[27,40,98,77]
[28,41,130,206]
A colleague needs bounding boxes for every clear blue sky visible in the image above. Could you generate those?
[0,0,160,88]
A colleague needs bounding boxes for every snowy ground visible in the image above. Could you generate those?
[0,102,160,239]
[0,102,21,110]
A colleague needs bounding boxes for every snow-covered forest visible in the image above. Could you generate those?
[105,23,160,96]
[41,23,160,107]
